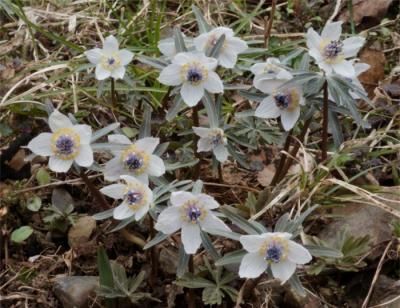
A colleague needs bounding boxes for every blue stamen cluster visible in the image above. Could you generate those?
[55,136,75,155]
[187,205,201,222]
[124,153,144,170]
[274,93,291,109]
[108,58,116,65]
[324,40,343,59]
[126,190,142,205]
[187,68,203,84]
[265,244,283,263]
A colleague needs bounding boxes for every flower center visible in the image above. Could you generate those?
[208,129,225,148]
[51,128,80,160]
[259,237,288,264]
[264,63,279,74]
[120,145,149,174]
[126,190,142,205]
[181,62,208,85]
[101,54,121,70]
[124,183,148,211]
[181,200,207,224]
[273,88,300,111]
[323,40,343,60]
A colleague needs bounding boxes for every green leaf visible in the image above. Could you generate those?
[220,206,261,235]
[97,246,114,288]
[202,286,224,305]
[192,5,212,33]
[92,208,114,221]
[202,92,219,128]
[200,231,221,260]
[173,27,188,53]
[27,196,42,212]
[91,122,120,143]
[36,168,51,186]
[207,34,225,58]
[166,96,186,122]
[139,103,152,138]
[215,249,246,266]
[288,274,306,297]
[203,227,241,241]
[143,232,169,250]
[176,273,215,288]
[304,244,344,258]
[11,226,33,243]
[177,243,190,277]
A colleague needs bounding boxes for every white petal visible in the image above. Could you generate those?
[321,21,342,41]
[108,134,132,145]
[213,144,229,162]
[281,108,300,131]
[73,124,92,144]
[104,157,125,181]
[287,240,312,264]
[308,47,324,63]
[49,109,73,132]
[100,184,126,199]
[118,49,134,65]
[197,194,220,209]
[27,133,52,156]
[332,60,355,78]
[317,61,334,75]
[134,204,150,221]
[103,35,119,53]
[200,212,230,231]
[270,260,297,284]
[212,27,234,38]
[172,52,192,65]
[255,78,285,94]
[111,66,126,79]
[342,36,365,58]
[170,191,194,207]
[193,33,209,52]
[85,48,103,65]
[48,156,73,173]
[131,173,149,186]
[181,83,204,107]
[240,234,270,253]
[74,145,93,167]
[306,28,322,50]
[203,71,224,93]
[218,50,238,69]
[113,203,133,220]
[226,37,248,54]
[202,55,218,71]
[95,65,111,80]
[158,38,176,57]
[354,63,370,76]
[158,64,182,86]
[135,137,159,153]
[276,70,293,80]
[250,63,267,75]
[197,137,213,152]
[147,155,165,177]
[193,127,212,138]
[255,96,281,119]
[181,222,201,254]
[155,206,183,234]
[238,252,268,278]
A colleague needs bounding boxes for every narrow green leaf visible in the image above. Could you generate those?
[97,246,114,288]
[304,244,344,258]
[173,27,188,53]
[192,5,212,33]
[215,249,246,266]
[143,232,169,250]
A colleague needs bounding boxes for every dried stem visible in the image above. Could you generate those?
[321,80,329,162]
[270,129,293,186]
[188,255,196,308]
[263,0,277,49]
[79,170,110,210]
[149,217,159,287]
[217,163,224,183]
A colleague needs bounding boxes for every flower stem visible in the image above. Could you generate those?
[192,105,200,180]
[148,217,158,288]
[110,77,116,106]
[79,170,110,210]
[217,163,224,183]
[263,0,276,49]
[321,80,329,162]
[188,255,196,308]
[270,129,293,187]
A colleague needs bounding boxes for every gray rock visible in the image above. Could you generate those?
[370,275,400,307]
[68,216,96,249]
[54,276,99,308]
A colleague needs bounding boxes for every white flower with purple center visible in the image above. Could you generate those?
[158,35,194,58]
[193,127,229,163]
[250,58,293,93]
[255,85,305,131]
[194,27,248,68]
[155,191,230,254]
[239,232,312,283]
[306,21,365,77]
[100,175,153,220]
[27,110,93,173]
[85,35,134,80]
[158,51,223,107]
[104,134,165,183]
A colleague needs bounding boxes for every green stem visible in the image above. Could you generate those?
[192,105,200,180]
[188,256,196,308]
[111,77,116,106]
[270,129,293,186]
[348,0,356,35]
[321,80,329,162]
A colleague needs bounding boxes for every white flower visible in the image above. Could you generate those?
[347,61,370,99]
[100,175,153,220]
[85,35,134,80]
[155,191,230,254]
[104,134,165,183]
[158,35,194,58]
[250,58,293,93]
[27,110,93,173]
[193,127,229,162]
[158,52,223,107]
[255,85,305,131]
[239,232,312,283]
[194,27,248,68]
[306,21,365,77]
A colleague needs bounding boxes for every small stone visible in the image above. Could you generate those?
[54,276,99,308]
[68,216,96,249]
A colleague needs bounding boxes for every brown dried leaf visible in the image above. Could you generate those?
[358,48,387,96]
[257,164,276,187]
[339,0,393,25]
